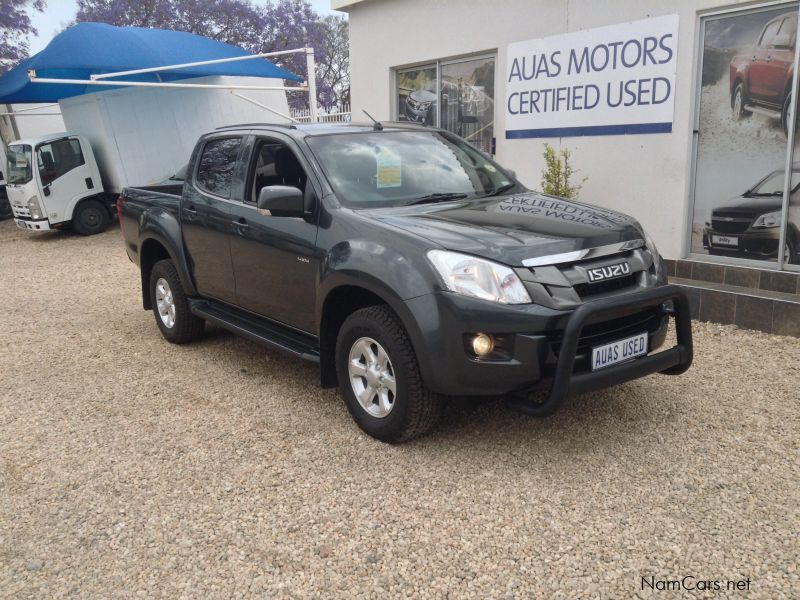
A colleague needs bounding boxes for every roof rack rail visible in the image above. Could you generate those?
[215,122,297,131]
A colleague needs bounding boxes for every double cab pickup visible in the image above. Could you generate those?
[119,122,693,442]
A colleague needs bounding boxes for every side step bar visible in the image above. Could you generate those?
[744,104,782,119]
[189,298,320,363]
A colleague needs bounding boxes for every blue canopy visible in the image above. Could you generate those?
[0,22,302,104]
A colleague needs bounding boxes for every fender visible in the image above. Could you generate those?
[138,207,197,299]
[317,240,440,387]
[63,191,109,223]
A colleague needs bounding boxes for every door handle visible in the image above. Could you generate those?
[234,218,249,232]
[765,55,773,63]
[184,205,197,214]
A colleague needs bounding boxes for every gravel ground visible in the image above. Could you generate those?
[0,219,798,599]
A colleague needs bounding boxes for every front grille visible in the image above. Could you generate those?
[711,218,751,234]
[573,273,637,298]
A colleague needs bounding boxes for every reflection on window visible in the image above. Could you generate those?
[36,138,85,186]
[196,138,242,197]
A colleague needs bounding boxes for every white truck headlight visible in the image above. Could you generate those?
[751,211,781,229]
[427,250,532,304]
[27,195,43,220]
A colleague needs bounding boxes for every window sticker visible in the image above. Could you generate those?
[376,150,402,189]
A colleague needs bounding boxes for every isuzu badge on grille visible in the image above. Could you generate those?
[587,262,631,282]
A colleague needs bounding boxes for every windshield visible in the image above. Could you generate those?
[306,131,518,208]
[7,144,32,185]
[751,170,800,196]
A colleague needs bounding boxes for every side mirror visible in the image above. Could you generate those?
[506,169,517,179]
[257,185,303,217]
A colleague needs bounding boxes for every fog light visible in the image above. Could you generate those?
[471,333,495,357]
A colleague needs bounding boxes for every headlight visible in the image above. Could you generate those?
[751,211,782,229]
[27,195,43,220]
[427,250,532,304]
[644,232,665,283]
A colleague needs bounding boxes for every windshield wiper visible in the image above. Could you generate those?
[405,192,469,206]
[484,183,517,197]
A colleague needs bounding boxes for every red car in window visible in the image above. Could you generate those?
[730,11,797,135]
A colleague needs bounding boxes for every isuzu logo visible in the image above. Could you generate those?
[587,262,631,282]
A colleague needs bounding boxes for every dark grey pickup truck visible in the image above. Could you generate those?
[119,122,692,442]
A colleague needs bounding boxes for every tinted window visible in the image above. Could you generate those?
[760,20,781,47]
[37,138,85,186]
[196,138,242,197]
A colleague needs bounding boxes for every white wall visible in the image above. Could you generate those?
[345,0,768,259]
[59,76,291,192]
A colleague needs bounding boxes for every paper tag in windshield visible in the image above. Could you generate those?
[376,151,401,189]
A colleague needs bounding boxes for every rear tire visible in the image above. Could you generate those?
[149,259,204,344]
[73,199,110,235]
[336,305,443,443]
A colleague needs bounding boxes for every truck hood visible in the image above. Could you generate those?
[359,191,645,267]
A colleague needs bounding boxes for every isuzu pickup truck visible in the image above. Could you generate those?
[119,122,693,442]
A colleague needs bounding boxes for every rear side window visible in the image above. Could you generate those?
[36,138,85,186]
[196,137,242,197]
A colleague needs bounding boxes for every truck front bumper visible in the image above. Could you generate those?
[14,218,51,231]
[404,285,693,414]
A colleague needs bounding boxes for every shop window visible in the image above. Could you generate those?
[692,3,799,267]
[396,55,496,155]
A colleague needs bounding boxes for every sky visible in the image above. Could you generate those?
[28,0,342,54]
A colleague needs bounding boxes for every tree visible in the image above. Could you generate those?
[0,0,46,73]
[75,0,343,110]
[317,14,349,108]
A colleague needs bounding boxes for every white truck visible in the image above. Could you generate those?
[6,133,113,234]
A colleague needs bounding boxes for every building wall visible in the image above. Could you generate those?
[345,0,767,259]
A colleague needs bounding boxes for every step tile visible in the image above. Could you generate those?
[734,295,774,333]
[723,266,760,289]
[773,302,800,337]
[692,261,725,284]
[760,270,798,294]
[699,289,735,324]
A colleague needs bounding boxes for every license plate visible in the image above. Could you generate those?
[591,332,648,371]
[711,234,738,247]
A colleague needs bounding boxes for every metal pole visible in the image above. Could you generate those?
[29,75,308,92]
[776,4,800,270]
[90,48,309,80]
[230,91,300,123]
[306,48,318,123]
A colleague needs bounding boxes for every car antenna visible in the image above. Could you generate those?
[363,110,383,131]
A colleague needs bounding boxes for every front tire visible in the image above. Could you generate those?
[732,83,748,122]
[149,259,204,344]
[336,305,443,443]
[73,199,110,235]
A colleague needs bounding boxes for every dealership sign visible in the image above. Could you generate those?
[505,15,679,139]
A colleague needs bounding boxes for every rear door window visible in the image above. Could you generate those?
[195,137,242,198]
[759,20,781,47]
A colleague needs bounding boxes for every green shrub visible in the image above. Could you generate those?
[540,143,586,199]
